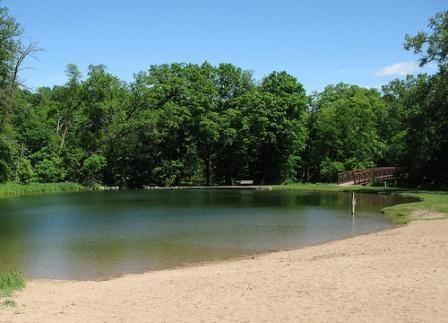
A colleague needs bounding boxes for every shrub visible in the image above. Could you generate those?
[0,271,25,297]
[34,156,67,182]
[82,153,107,184]
[16,158,36,184]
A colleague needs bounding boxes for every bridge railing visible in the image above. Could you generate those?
[337,167,399,184]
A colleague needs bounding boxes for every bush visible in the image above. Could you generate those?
[16,158,36,184]
[34,156,67,182]
[82,153,107,184]
[31,148,67,183]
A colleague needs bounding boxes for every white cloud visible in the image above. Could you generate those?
[372,61,420,77]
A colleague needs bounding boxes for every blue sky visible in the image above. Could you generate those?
[5,0,446,93]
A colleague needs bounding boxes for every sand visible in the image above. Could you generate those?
[1,218,448,322]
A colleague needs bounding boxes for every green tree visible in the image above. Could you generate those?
[402,10,448,185]
[0,5,21,131]
[239,72,308,184]
[0,5,20,182]
[405,11,448,67]
[212,64,254,184]
[380,75,428,166]
[308,84,385,181]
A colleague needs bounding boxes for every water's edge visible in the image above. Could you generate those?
[0,188,419,281]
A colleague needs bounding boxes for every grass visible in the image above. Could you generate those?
[0,182,85,199]
[272,182,348,192]
[0,271,25,298]
[273,183,448,224]
[381,192,448,224]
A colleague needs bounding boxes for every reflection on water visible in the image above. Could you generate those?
[0,189,415,280]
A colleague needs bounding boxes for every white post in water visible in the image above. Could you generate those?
[351,192,357,215]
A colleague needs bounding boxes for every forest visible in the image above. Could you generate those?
[0,6,447,187]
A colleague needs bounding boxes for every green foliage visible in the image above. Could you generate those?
[0,132,16,183]
[306,84,385,181]
[82,153,106,184]
[0,136,12,182]
[0,271,25,297]
[405,11,448,67]
[0,3,446,187]
[319,160,345,182]
[0,182,84,198]
[402,68,448,185]
[0,6,21,89]
[31,150,67,183]
[16,158,35,183]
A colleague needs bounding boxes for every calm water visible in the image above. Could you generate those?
[0,189,414,280]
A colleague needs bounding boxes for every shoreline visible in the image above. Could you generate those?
[1,183,445,282]
[1,216,447,322]
[19,224,401,283]
[19,207,441,284]
[88,223,404,283]
[0,183,447,321]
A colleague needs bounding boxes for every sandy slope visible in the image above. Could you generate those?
[1,219,448,323]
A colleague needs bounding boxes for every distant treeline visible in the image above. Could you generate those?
[0,7,447,187]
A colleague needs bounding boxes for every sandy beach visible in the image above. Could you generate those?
[1,218,448,322]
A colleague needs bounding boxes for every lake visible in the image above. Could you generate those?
[0,189,414,280]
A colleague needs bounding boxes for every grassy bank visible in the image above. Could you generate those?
[381,192,448,224]
[0,182,85,199]
[273,183,448,224]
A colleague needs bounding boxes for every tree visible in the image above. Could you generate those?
[0,5,21,182]
[401,70,448,185]
[307,84,385,181]
[79,64,127,152]
[55,64,83,153]
[1,42,41,130]
[405,11,448,67]
[402,10,448,185]
[0,5,445,188]
[115,63,199,187]
[240,72,308,184]
[183,63,219,186]
[380,75,428,166]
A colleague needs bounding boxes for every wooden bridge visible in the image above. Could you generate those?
[337,167,400,185]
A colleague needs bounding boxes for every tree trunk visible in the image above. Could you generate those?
[59,124,69,153]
